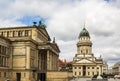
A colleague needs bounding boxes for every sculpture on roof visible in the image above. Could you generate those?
[38,21,46,28]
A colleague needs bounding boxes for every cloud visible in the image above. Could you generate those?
[0,0,120,67]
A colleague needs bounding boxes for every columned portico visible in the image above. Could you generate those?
[0,22,60,81]
[73,27,103,78]
[38,43,59,72]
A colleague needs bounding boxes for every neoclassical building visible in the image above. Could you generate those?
[73,27,103,77]
[112,61,120,75]
[0,21,60,81]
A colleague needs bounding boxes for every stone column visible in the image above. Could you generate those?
[101,65,102,74]
[50,52,52,70]
[52,54,54,70]
[55,55,57,70]
[47,50,50,70]
[39,51,41,70]
[41,54,43,70]
[53,53,55,70]
[22,30,25,37]
[81,66,83,76]
[99,65,102,75]
[28,30,31,37]
[3,57,4,66]
[36,49,38,69]
[51,53,53,70]
[15,31,18,37]
[5,57,7,66]
[38,53,40,70]
[10,31,12,37]
[56,55,58,70]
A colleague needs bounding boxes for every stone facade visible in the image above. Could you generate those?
[73,27,103,78]
[103,61,108,74]
[58,59,72,72]
[112,62,120,75]
[0,22,60,81]
[47,72,72,81]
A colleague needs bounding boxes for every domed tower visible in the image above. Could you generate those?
[77,27,92,55]
[73,26,103,78]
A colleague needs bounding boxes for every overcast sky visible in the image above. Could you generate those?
[0,0,120,67]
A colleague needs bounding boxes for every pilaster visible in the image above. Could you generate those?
[26,46,30,69]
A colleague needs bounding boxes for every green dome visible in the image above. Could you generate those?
[79,28,90,38]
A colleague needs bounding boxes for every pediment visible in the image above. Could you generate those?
[75,58,96,64]
[38,27,51,41]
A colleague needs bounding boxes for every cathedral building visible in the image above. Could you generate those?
[0,21,60,81]
[73,27,103,77]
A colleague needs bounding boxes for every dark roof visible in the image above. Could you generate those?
[78,28,90,38]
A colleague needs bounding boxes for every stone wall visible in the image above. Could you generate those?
[47,72,73,81]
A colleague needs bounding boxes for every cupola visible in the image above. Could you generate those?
[78,27,90,38]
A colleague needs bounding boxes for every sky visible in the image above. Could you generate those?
[0,0,120,67]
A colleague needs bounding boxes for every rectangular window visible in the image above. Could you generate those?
[92,72,94,75]
[75,72,76,75]
[92,67,94,69]
[97,67,99,69]
[79,67,81,69]
[88,72,90,75]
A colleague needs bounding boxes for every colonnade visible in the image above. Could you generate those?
[0,46,9,67]
[38,49,58,71]
[47,50,58,71]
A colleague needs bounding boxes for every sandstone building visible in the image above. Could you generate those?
[112,61,120,75]
[0,21,60,81]
[73,27,103,77]
[103,61,108,74]
[58,59,72,72]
